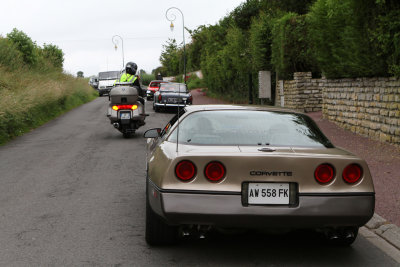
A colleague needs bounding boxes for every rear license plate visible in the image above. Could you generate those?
[247,183,290,205]
[168,98,178,103]
[120,112,131,119]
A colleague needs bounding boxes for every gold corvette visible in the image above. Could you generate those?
[143,105,375,246]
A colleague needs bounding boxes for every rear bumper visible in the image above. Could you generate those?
[154,102,191,108]
[98,88,112,94]
[148,182,375,228]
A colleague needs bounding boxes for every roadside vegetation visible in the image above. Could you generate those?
[139,71,155,86]
[158,0,400,103]
[186,74,206,90]
[0,29,97,145]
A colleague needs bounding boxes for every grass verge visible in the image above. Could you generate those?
[0,67,97,145]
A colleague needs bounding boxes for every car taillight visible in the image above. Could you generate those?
[175,160,196,181]
[205,161,226,182]
[189,95,193,102]
[343,164,363,184]
[112,105,138,111]
[158,94,162,102]
[315,164,335,184]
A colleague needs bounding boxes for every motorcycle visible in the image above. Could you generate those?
[107,82,148,138]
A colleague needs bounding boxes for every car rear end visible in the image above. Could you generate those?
[146,81,160,100]
[147,143,375,229]
[154,92,192,109]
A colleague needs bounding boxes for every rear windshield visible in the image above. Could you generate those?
[168,110,333,147]
[160,83,187,92]
[149,82,161,87]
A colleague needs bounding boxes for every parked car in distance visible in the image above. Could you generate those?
[146,80,169,100]
[153,83,192,112]
[98,71,120,96]
[143,105,375,246]
[89,76,98,89]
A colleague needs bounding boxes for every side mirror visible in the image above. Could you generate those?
[144,128,161,138]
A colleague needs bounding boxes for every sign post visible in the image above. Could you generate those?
[258,71,271,104]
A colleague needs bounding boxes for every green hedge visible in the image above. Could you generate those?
[140,73,155,86]
[158,0,400,104]
[307,0,386,78]
[272,13,318,79]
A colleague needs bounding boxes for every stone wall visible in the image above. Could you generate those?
[275,72,400,146]
[275,72,323,112]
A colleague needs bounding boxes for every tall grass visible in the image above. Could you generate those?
[0,66,97,145]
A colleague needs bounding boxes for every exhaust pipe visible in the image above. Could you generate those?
[180,225,211,239]
[344,229,355,240]
[113,122,119,129]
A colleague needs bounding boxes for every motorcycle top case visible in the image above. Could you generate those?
[110,85,138,104]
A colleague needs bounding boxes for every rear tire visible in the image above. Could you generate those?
[145,180,178,246]
[99,92,103,97]
[154,106,160,113]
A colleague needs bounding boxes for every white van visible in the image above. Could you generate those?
[97,71,120,96]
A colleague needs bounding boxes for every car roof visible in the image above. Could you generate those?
[183,104,304,115]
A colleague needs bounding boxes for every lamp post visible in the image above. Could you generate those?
[166,7,186,84]
[112,35,125,69]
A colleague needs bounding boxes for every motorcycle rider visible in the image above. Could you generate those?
[116,62,145,106]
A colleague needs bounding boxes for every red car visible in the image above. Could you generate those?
[146,80,169,100]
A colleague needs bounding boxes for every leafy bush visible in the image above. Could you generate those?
[0,37,24,70]
[307,0,387,78]
[249,12,273,72]
[186,74,206,90]
[174,74,183,83]
[272,13,318,79]
[159,38,180,76]
[6,28,38,66]
[140,73,155,86]
[367,2,400,77]
[40,44,64,70]
[201,26,251,102]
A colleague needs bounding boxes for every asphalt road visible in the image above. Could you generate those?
[0,97,397,266]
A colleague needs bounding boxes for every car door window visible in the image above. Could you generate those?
[160,109,186,138]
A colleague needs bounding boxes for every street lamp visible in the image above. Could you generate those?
[166,7,186,84]
[112,35,125,69]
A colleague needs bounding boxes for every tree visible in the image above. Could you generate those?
[159,38,180,76]
[40,44,64,69]
[77,71,84,78]
[7,28,37,65]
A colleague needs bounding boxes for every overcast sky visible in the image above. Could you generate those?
[0,0,244,77]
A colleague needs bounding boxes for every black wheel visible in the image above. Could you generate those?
[99,92,103,97]
[325,227,359,246]
[154,106,160,113]
[145,180,178,246]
